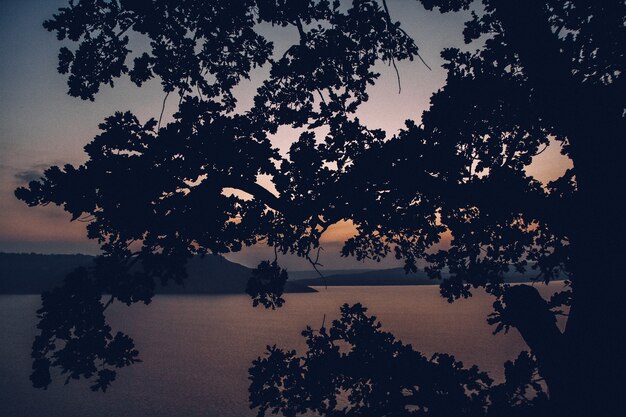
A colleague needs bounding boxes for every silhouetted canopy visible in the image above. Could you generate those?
[14,1,624,415]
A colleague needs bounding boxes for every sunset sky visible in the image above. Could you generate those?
[0,0,571,270]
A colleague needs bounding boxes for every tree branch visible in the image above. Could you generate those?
[500,285,566,397]
[223,177,288,214]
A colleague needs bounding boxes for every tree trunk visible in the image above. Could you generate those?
[561,139,626,416]
[500,285,567,401]
[492,1,626,414]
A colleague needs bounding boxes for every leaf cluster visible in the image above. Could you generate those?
[249,303,548,417]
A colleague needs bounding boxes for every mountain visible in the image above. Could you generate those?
[158,255,316,294]
[297,268,437,286]
[288,268,377,281]
[0,252,547,293]
[0,252,315,294]
[0,253,94,293]
[297,267,542,287]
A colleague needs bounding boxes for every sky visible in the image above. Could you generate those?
[0,0,571,271]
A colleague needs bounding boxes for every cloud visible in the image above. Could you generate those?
[12,162,61,184]
[14,169,43,183]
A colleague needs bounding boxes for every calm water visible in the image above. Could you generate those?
[0,283,566,417]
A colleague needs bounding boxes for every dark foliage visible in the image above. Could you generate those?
[249,304,547,417]
[31,267,140,392]
[246,260,289,309]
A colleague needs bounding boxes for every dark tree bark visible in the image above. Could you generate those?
[494,1,626,414]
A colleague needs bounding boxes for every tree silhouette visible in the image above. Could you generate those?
[249,303,549,417]
[14,0,624,415]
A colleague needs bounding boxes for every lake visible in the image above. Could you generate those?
[0,283,566,417]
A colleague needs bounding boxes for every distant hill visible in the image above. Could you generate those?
[297,267,541,287]
[0,252,547,293]
[0,252,315,294]
[0,253,94,293]
[288,268,377,281]
[297,268,437,286]
[159,255,316,294]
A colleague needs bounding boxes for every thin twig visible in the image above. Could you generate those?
[381,0,432,71]
[103,295,115,311]
[313,246,324,265]
[391,57,401,93]
[157,91,170,130]
[533,143,549,156]
[381,0,392,19]
[316,88,328,106]
[381,0,403,93]
[415,52,432,71]
[306,249,327,289]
